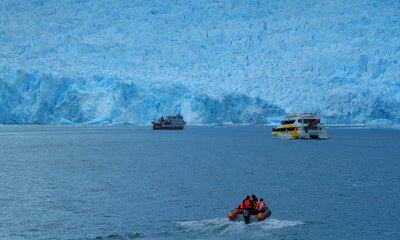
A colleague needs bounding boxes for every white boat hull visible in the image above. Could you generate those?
[297,128,328,139]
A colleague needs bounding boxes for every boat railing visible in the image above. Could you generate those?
[299,113,317,118]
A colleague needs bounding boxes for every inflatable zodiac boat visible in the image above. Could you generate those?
[228,208,271,224]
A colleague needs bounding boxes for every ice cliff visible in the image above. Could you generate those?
[0,0,399,125]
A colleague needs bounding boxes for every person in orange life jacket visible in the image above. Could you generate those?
[255,198,267,214]
[242,195,253,212]
[236,196,253,224]
[237,196,254,213]
[251,194,258,213]
[237,201,244,213]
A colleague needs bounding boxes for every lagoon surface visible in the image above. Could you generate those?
[0,126,399,239]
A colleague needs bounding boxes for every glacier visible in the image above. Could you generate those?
[0,0,399,125]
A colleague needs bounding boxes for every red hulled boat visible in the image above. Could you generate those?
[151,114,186,130]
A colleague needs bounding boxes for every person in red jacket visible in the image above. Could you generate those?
[251,194,258,213]
[238,196,253,210]
[255,198,268,213]
[237,201,244,213]
[243,196,253,209]
[241,196,253,224]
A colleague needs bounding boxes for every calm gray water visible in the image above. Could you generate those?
[0,125,399,239]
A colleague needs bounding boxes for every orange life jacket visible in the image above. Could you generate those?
[257,201,267,212]
[253,200,258,210]
[238,202,244,213]
[239,202,244,210]
[244,199,252,209]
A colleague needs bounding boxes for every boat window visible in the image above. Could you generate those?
[298,119,302,123]
[281,120,295,125]
[303,119,315,124]
[273,127,296,132]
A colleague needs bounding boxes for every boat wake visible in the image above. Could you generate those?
[76,218,304,240]
[174,217,304,238]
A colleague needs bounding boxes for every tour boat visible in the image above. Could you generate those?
[151,114,186,130]
[272,113,328,139]
[228,208,271,224]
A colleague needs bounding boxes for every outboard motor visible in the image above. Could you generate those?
[243,209,250,224]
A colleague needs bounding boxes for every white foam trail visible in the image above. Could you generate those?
[176,217,305,236]
[177,218,230,232]
[258,218,305,230]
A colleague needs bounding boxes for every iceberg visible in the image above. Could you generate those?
[0,0,399,125]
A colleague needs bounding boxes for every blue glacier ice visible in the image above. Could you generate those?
[0,0,399,125]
